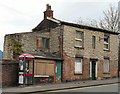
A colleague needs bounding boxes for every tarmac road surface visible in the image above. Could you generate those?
[34,83,118,93]
[50,83,118,92]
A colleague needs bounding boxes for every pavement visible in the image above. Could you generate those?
[2,78,120,94]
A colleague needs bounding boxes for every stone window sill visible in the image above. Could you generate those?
[74,73,83,75]
[74,46,84,49]
[103,72,110,74]
[103,48,110,52]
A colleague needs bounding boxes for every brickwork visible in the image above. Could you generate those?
[34,59,60,83]
[97,60,104,79]
[63,25,119,80]
[3,21,119,83]
[62,53,75,81]
[62,54,90,81]
[2,62,19,87]
[110,60,118,78]
[82,58,90,79]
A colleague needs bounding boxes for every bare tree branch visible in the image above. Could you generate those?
[76,4,119,32]
[99,5,119,32]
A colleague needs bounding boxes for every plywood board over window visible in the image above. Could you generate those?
[103,58,110,73]
[46,63,54,75]
[75,31,84,48]
[75,58,83,74]
[34,62,54,76]
[36,38,40,48]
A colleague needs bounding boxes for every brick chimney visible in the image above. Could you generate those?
[44,4,53,19]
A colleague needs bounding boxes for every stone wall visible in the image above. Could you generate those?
[50,26,62,54]
[3,24,119,82]
[3,27,62,59]
[62,25,119,80]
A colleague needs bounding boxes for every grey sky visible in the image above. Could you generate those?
[0,0,119,51]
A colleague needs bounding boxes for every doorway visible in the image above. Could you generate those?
[90,60,97,80]
[56,61,62,82]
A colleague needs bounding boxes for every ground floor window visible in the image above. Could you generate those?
[34,62,54,76]
[103,58,110,73]
[75,58,83,74]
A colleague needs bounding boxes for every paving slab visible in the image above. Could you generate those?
[2,78,119,93]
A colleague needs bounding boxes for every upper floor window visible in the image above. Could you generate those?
[36,37,49,49]
[92,36,96,49]
[41,37,49,49]
[104,35,110,51]
[75,31,84,48]
[36,39,40,48]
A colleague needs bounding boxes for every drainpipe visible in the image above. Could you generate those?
[118,39,120,77]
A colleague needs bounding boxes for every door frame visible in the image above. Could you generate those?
[90,59,98,80]
[56,61,62,82]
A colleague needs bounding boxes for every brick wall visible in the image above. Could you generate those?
[62,25,118,81]
[34,59,56,83]
[62,54,90,82]
[2,62,19,87]
[3,23,119,82]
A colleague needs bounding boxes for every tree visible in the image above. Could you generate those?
[77,5,119,32]
[77,17,99,28]
[9,38,23,59]
[99,5,119,32]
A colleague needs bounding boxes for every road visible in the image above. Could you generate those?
[50,84,118,92]
[39,83,118,93]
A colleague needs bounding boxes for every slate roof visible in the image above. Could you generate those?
[33,17,119,35]
[23,51,63,60]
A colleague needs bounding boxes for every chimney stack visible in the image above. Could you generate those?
[44,4,53,19]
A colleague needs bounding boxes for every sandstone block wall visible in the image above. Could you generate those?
[3,27,62,59]
[62,25,119,80]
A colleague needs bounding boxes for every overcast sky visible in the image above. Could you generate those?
[0,0,119,51]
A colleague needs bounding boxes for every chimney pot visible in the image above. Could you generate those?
[46,4,51,10]
[44,4,53,19]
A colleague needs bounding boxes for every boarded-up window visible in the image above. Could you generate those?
[36,39,40,48]
[103,58,110,73]
[75,58,83,74]
[34,62,54,76]
[75,31,84,48]
[35,63,46,75]
[46,63,54,75]
[36,37,49,49]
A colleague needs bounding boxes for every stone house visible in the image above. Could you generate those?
[3,4,119,83]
